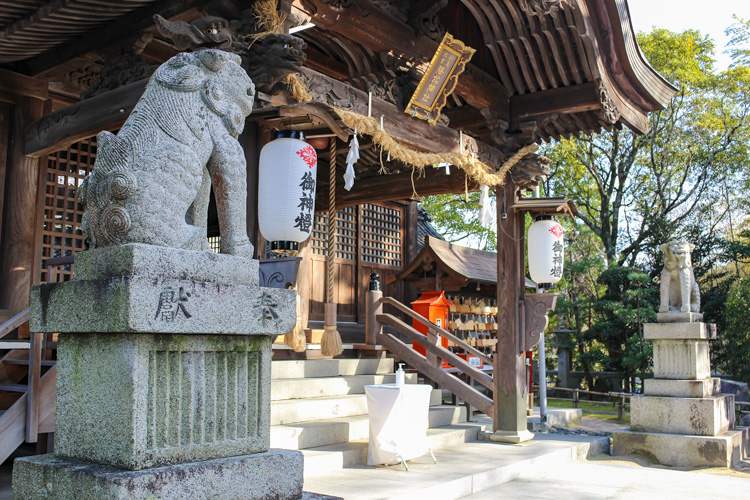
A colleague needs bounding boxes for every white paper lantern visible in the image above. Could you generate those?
[528,218,564,285]
[258,131,317,249]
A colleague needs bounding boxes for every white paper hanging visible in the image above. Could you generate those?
[344,128,359,191]
[478,185,493,229]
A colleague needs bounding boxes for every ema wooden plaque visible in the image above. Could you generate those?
[405,33,475,125]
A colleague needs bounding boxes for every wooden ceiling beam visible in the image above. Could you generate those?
[294,0,509,118]
[509,82,599,120]
[315,166,480,212]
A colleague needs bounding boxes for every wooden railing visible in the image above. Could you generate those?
[0,254,71,462]
[542,386,631,420]
[365,281,494,417]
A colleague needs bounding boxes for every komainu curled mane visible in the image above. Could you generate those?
[79,50,255,257]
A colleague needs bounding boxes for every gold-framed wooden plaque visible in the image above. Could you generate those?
[405,33,476,125]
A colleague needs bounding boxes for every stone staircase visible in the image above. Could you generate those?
[270,358,485,477]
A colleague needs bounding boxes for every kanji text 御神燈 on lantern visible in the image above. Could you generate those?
[258,130,317,252]
[528,217,564,286]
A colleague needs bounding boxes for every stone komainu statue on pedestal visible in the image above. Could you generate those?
[659,240,700,313]
[78,49,255,257]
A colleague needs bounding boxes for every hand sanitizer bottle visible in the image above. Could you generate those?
[395,363,405,386]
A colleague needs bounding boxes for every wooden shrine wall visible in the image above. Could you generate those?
[309,202,406,324]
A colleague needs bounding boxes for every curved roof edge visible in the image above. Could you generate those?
[586,0,678,114]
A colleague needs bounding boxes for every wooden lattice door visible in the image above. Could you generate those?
[308,202,405,324]
[34,136,98,283]
[357,203,404,322]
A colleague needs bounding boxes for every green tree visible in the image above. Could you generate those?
[420,191,496,250]
[546,29,750,266]
[717,277,750,382]
[588,267,657,392]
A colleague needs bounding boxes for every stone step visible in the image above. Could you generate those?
[271,388,442,426]
[303,434,611,499]
[271,358,394,380]
[271,373,418,400]
[302,423,487,477]
[271,405,467,451]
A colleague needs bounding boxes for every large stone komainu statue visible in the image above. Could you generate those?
[79,49,255,257]
[659,240,700,313]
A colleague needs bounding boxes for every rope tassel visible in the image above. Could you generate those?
[322,138,344,357]
[284,291,307,352]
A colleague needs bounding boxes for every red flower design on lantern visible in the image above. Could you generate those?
[296,145,317,169]
[548,224,563,238]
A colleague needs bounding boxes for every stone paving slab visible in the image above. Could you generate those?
[460,458,750,499]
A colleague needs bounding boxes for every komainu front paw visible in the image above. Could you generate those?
[222,237,254,258]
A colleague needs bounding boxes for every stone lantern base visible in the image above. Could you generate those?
[613,321,749,467]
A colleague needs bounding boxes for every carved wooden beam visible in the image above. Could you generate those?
[293,0,509,116]
[24,66,504,172]
[520,293,557,352]
[23,78,148,158]
[295,67,504,165]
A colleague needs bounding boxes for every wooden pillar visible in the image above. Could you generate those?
[0,96,45,315]
[296,237,312,329]
[240,121,266,258]
[490,182,533,443]
[365,274,383,345]
[402,200,419,306]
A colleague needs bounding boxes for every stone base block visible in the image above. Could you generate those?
[31,276,295,335]
[612,428,749,468]
[74,243,259,286]
[644,377,721,398]
[652,339,711,379]
[55,334,271,470]
[488,429,534,444]
[12,449,304,500]
[655,312,703,323]
[631,394,734,436]
[644,322,715,340]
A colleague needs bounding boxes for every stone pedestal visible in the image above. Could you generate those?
[13,244,303,499]
[613,320,748,467]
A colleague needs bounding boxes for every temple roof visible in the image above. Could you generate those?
[4,0,678,206]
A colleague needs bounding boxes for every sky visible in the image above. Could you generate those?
[628,0,750,70]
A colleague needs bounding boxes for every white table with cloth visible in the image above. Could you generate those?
[364,383,435,467]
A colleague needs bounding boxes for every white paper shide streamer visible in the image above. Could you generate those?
[344,128,359,191]
[478,185,494,229]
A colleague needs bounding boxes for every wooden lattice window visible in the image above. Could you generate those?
[361,203,402,267]
[39,137,97,282]
[208,236,221,253]
[310,206,357,260]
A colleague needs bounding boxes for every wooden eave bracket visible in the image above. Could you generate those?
[512,196,578,218]
[520,293,557,352]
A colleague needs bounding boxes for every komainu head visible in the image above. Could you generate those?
[153,50,255,137]
[660,240,695,270]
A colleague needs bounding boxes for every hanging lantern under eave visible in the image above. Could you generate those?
[258,130,318,253]
[528,216,564,286]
